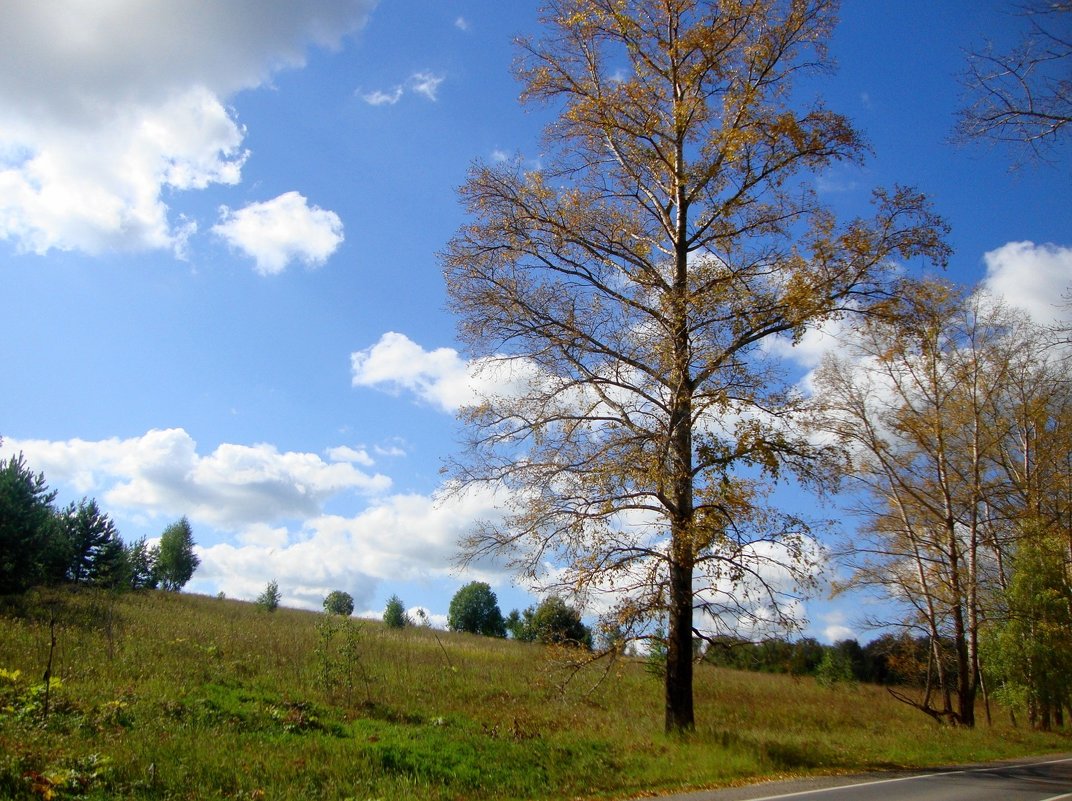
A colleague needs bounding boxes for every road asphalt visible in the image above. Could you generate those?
[648,753,1072,801]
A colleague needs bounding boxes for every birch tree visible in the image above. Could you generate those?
[811,282,1072,726]
[444,0,948,732]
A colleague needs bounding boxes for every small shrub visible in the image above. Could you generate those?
[315,617,371,706]
[816,650,856,689]
[255,580,281,612]
[383,595,409,629]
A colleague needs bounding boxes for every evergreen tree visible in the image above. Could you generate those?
[382,594,409,628]
[256,579,281,612]
[155,517,199,591]
[61,498,126,587]
[125,536,159,590]
[0,451,63,593]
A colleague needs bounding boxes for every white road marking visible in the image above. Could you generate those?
[736,756,1072,801]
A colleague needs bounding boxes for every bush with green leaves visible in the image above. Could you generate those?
[506,596,592,648]
[382,594,409,629]
[447,581,505,637]
[323,590,355,616]
[256,580,281,612]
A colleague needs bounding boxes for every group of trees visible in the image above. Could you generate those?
[0,449,200,595]
[446,581,593,647]
[809,284,1072,728]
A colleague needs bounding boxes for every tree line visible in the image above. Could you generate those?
[702,633,959,688]
[0,448,200,595]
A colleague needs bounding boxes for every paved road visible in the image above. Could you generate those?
[654,754,1072,801]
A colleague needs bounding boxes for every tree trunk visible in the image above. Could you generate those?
[950,586,976,726]
[665,557,695,733]
[664,372,695,733]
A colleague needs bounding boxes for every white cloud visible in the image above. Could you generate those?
[326,445,375,466]
[1,428,390,528]
[823,623,855,642]
[981,241,1072,324]
[817,610,856,643]
[351,332,471,411]
[762,318,851,372]
[361,86,404,106]
[361,71,445,106]
[351,331,540,413]
[213,191,344,275]
[454,17,470,32]
[193,484,510,611]
[409,71,445,101]
[0,1,374,256]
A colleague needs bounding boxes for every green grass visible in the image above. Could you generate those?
[0,588,1067,800]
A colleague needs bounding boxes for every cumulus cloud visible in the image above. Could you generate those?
[981,241,1072,325]
[761,318,852,374]
[351,332,472,411]
[351,331,540,413]
[326,445,375,466]
[1,428,390,528]
[819,610,856,643]
[194,484,510,611]
[213,191,345,274]
[0,1,372,256]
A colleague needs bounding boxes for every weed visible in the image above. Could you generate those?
[315,616,372,708]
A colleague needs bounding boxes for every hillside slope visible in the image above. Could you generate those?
[0,589,1067,800]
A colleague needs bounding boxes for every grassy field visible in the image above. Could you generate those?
[0,588,1067,800]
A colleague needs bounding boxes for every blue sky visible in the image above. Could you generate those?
[1,1,1069,640]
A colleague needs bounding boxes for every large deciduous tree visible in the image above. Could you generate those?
[443,0,948,732]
